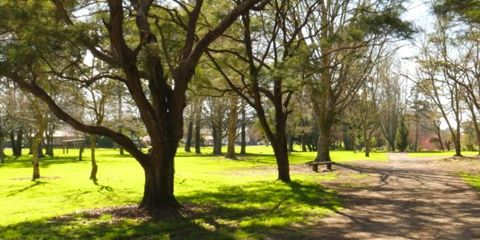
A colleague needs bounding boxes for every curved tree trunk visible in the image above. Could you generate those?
[90,135,98,181]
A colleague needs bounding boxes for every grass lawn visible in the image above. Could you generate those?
[408,151,479,158]
[0,146,382,239]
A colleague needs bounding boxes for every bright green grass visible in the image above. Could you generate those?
[461,174,480,191]
[0,146,378,239]
[408,151,479,158]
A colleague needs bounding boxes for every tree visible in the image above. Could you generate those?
[435,0,480,24]
[28,97,47,180]
[306,0,413,167]
[208,0,316,182]
[226,94,239,159]
[204,96,227,155]
[415,16,464,157]
[396,116,409,152]
[0,0,265,211]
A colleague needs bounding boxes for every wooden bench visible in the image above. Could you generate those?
[305,161,334,172]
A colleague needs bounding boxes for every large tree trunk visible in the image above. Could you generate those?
[272,140,290,182]
[184,121,193,153]
[315,120,333,170]
[226,95,238,159]
[140,142,180,210]
[90,135,98,181]
[452,131,462,157]
[271,118,290,182]
[240,104,247,155]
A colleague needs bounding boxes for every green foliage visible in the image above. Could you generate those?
[354,6,416,39]
[434,0,480,24]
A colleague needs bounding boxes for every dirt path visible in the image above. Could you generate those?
[307,153,480,240]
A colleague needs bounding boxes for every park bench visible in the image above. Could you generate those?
[305,160,335,172]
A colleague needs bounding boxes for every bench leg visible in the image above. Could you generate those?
[312,164,318,172]
[326,163,332,170]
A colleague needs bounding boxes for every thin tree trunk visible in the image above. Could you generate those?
[31,132,42,180]
[184,121,193,153]
[240,104,246,155]
[45,126,54,157]
[364,128,370,157]
[78,141,84,161]
[194,99,202,154]
[0,135,5,164]
[212,126,222,155]
[90,135,98,181]
[31,110,46,180]
[226,96,238,159]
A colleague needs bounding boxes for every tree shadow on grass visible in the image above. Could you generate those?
[1,156,81,168]
[6,180,47,197]
[0,181,340,240]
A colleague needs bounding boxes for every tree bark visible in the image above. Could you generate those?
[271,116,290,182]
[184,121,193,153]
[226,95,238,159]
[194,118,201,154]
[31,108,46,180]
[315,119,333,171]
[10,130,23,157]
[0,135,5,164]
[78,141,84,161]
[45,124,54,157]
[140,142,180,210]
[90,135,98,181]
[212,126,222,155]
[194,99,202,154]
[31,131,42,180]
[240,104,247,155]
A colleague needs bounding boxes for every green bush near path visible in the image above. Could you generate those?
[0,146,383,239]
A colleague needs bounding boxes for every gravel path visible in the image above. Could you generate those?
[307,153,480,240]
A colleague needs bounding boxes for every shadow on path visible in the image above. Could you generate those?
[307,153,480,240]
